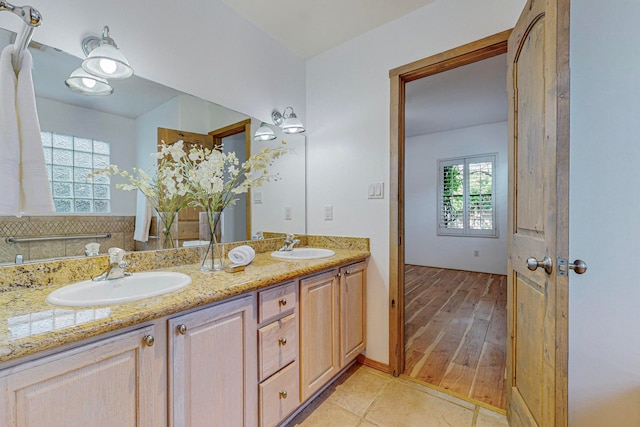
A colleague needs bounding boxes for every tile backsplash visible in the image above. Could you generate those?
[0,216,135,264]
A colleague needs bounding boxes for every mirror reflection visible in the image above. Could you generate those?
[0,27,306,264]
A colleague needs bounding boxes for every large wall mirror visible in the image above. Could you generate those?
[0,27,306,262]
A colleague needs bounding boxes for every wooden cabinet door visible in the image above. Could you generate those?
[0,326,155,427]
[299,270,340,401]
[340,261,367,367]
[168,296,257,427]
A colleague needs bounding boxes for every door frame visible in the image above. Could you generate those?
[388,30,511,377]
[209,119,253,241]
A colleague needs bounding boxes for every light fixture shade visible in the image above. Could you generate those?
[253,122,277,141]
[65,67,113,96]
[82,44,133,79]
[281,115,305,134]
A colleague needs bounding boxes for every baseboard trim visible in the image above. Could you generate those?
[356,355,391,374]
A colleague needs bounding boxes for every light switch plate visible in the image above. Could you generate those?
[284,206,292,220]
[253,191,263,204]
[368,182,384,199]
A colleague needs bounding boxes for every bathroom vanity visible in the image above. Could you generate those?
[0,239,368,427]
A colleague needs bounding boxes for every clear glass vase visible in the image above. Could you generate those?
[199,210,225,271]
[156,211,178,249]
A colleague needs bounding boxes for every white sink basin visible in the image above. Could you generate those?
[46,272,191,307]
[271,248,336,260]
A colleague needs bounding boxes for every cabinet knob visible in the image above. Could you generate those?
[279,337,287,346]
[177,324,187,335]
[143,335,155,347]
[279,390,288,399]
[336,272,342,278]
[345,270,351,275]
[279,298,287,306]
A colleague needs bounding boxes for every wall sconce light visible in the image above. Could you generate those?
[81,26,133,79]
[272,107,305,134]
[65,25,133,96]
[64,67,113,96]
[253,122,277,141]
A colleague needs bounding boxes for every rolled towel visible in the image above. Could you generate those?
[228,245,255,266]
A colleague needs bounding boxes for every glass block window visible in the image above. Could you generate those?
[438,154,497,237]
[41,132,111,213]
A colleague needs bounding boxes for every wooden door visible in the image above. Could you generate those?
[340,261,367,367]
[0,326,155,427]
[158,127,215,242]
[299,270,340,401]
[168,296,258,427]
[506,0,569,425]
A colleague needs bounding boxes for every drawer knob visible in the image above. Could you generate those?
[143,335,155,347]
[279,390,288,399]
[177,324,187,335]
[279,298,287,306]
[279,337,287,346]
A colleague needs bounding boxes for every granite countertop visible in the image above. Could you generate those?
[0,247,369,367]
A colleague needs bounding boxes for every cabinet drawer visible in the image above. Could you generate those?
[258,313,297,381]
[259,362,300,427]
[259,281,297,323]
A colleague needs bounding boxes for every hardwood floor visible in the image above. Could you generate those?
[403,265,507,409]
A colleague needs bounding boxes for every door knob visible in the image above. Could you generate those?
[569,259,587,274]
[526,256,553,274]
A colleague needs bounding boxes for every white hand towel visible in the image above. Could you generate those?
[228,245,256,266]
[0,46,21,215]
[16,49,54,214]
[133,190,153,242]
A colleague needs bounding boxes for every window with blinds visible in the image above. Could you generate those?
[438,154,497,237]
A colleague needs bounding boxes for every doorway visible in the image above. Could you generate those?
[210,119,252,241]
[402,51,509,409]
[388,30,511,408]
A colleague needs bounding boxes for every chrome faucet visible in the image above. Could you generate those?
[92,247,131,281]
[279,233,300,251]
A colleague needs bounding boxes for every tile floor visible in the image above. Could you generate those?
[285,364,509,427]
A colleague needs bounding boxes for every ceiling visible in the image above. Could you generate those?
[221,0,435,59]
[404,54,508,138]
[0,29,180,120]
[29,41,181,119]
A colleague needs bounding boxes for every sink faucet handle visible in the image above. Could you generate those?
[108,247,126,264]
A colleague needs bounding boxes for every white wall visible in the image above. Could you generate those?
[305,0,525,364]
[36,97,137,215]
[569,0,640,425]
[135,96,180,173]
[251,118,306,235]
[0,0,306,124]
[405,122,507,275]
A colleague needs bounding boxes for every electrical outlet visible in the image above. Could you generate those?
[474,250,480,257]
[324,205,333,220]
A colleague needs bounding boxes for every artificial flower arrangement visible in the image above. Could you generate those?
[92,139,288,269]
